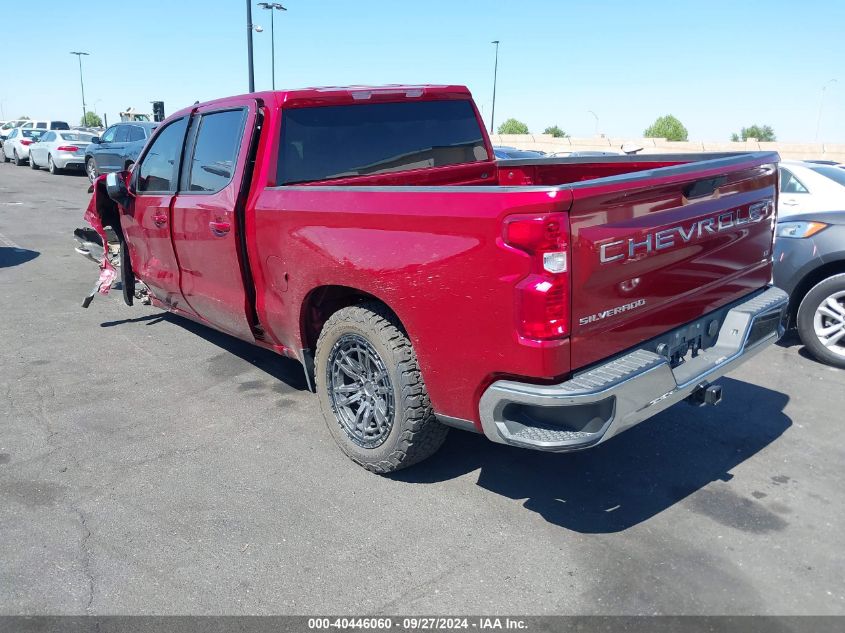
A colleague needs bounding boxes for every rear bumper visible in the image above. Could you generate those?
[478,285,788,452]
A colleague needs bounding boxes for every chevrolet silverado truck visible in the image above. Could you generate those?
[83,84,789,473]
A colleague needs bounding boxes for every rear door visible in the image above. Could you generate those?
[169,102,256,339]
[568,153,778,370]
[122,116,195,314]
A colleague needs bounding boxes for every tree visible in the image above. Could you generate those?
[543,125,568,138]
[497,118,529,135]
[81,111,103,127]
[731,124,776,142]
[643,114,689,141]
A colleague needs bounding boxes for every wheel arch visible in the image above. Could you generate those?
[790,258,845,325]
[298,285,406,390]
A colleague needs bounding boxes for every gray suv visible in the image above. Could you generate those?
[85,122,157,181]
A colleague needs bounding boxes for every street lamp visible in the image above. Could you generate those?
[815,78,838,142]
[70,52,89,125]
[258,2,286,90]
[587,110,599,136]
[490,40,500,134]
[246,0,256,92]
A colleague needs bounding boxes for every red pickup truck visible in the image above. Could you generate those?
[86,84,788,473]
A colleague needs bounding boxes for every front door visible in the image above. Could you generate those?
[169,104,257,340]
[122,116,194,313]
[99,125,129,172]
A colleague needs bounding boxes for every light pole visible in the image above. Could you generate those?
[246,0,256,92]
[815,78,838,141]
[70,52,89,125]
[490,40,499,134]
[587,110,599,136]
[258,2,286,90]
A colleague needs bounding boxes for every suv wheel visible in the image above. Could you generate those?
[797,273,845,369]
[86,157,98,182]
[315,302,448,473]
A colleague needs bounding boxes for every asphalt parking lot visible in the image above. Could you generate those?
[1,162,844,616]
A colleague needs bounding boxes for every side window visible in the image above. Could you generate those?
[780,168,809,194]
[186,109,246,193]
[101,126,117,143]
[21,122,32,129]
[7,129,16,139]
[36,122,47,129]
[114,126,130,143]
[43,132,54,142]
[127,126,146,142]
[137,118,188,193]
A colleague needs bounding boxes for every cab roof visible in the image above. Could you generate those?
[170,85,473,118]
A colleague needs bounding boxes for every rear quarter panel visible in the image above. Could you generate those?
[248,186,573,422]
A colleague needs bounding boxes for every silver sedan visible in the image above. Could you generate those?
[29,130,96,174]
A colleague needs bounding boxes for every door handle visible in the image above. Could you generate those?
[782,200,799,206]
[209,220,231,236]
[152,212,167,227]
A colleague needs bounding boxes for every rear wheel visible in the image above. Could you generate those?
[13,150,23,166]
[315,302,448,473]
[48,155,61,175]
[30,153,39,169]
[0,146,7,163]
[797,273,845,369]
[86,157,98,182]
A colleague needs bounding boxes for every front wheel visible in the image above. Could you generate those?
[315,303,448,473]
[86,157,98,182]
[797,273,845,369]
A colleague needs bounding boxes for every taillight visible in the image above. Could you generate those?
[503,213,570,340]
[20,139,33,146]
[56,145,79,152]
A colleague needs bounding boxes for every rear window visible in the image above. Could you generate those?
[277,100,489,185]
[60,132,94,142]
[809,165,845,188]
[21,129,44,139]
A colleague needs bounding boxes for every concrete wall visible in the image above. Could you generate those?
[489,134,845,163]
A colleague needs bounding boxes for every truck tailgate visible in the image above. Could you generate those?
[568,152,779,370]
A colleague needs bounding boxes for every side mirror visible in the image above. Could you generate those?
[90,136,101,144]
[105,171,131,208]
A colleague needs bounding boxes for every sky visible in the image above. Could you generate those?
[2,0,843,142]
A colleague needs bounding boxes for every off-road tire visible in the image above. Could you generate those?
[315,302,448,473]
[797,273,845,369]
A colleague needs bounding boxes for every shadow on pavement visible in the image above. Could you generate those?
[0,246,39,269]
[395,377,791,533]
[100,311,309,391]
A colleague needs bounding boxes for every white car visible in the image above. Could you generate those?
[779,160,845,217]
[0,119,27,143]
[0,128,46,165]
[29,130,96,174]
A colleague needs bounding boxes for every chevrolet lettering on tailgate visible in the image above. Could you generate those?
[599,200,773,265]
